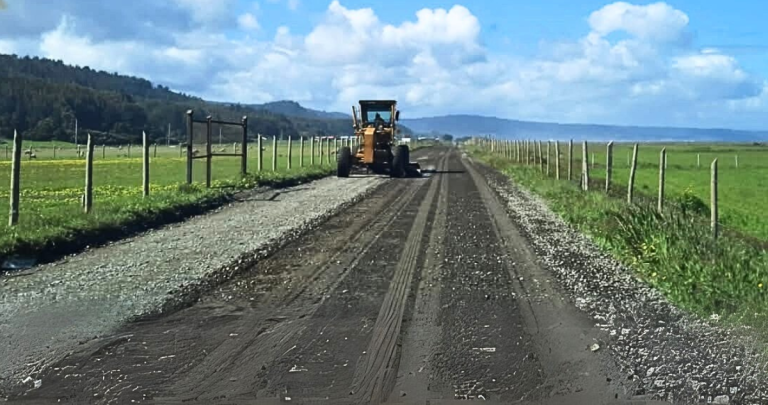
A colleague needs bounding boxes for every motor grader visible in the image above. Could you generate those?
[336,100,421,178]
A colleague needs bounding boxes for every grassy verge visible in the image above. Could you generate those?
[0,165,333,266]
[471,148,768,335]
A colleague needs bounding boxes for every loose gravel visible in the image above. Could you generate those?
[0,175,387,395]
[474,159,768,404]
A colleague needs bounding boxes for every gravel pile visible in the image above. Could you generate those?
[475,161,768,404]
[0,175,387,395]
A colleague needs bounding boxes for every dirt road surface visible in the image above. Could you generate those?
[3,146,764,404]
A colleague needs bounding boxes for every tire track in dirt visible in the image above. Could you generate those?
[4,151,443,405]
[163,176,430,401]
[348,152,448,405]
[462,155,628,404]
[388,148,451,403]
[423,150,550,403]
[151,173,432,403]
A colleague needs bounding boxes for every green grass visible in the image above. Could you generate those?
[471,146,768,339]
[0,140,337,261]
[515,141,768,241]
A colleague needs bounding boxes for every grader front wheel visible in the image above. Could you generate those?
[337,146,352,178]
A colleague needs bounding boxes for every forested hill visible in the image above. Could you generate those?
[0,54,352,145]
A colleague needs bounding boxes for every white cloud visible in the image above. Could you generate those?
[0,1,766,130]
[588,1,689,42]
[237,13,260,31]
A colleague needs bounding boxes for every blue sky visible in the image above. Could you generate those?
[1,0,767,130]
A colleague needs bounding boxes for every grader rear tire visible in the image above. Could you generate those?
[337,146,352,178]
[391,144,409,178]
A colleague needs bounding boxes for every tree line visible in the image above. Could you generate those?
[0,54,352,145]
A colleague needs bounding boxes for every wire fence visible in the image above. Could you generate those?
[471,136,768,246]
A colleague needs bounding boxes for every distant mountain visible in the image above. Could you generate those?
[249,100,349,120]
[402,114,768,143]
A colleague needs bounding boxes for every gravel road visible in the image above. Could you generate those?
[0,173,388,396]
[3,146,768,405]
[473,157,768,404]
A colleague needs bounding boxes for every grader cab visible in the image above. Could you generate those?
[336,100,420,178]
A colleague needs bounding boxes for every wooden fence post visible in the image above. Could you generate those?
[272,135,277,171]
[186,110,193,184]
[311,137,316,166]
[628,143,638,204]
[84,134,94,214]
[697,153,700,169]
[591,152,595,169]
[735,154,739,169]
[179,142,182,158]
[526,140,530,165]
[4,145,8,160]
[205,116,212,188]
[258,134,263,172]
[546,141,551,176]
[8,130,21,226]
[287,136,293,170]
[658,148,666,214]
[128,143,131,158]
[581,141,589,191]
[153,143,157,158]
[300,136,305,168]
[102,144,106,159]
[319,137,324,165]
[605,141,613,193]
[241,116,248,176]
[536,141,544,173]
[143,131,150,197]
[711,159,718,239]
[555,141,560,180]
[568,139,573,181]
[529,139,533,165]
[327,137,332,164]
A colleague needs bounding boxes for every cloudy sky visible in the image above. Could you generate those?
[0,0,767,130]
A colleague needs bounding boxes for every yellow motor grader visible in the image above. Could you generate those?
[336,100,421,178]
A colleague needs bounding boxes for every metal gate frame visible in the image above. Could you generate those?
[185,110,248,187]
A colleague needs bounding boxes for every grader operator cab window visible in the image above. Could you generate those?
[363,107,392,127]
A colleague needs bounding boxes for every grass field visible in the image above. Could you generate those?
[471,142,768,343]
[517,141,768,241]
[0,139,341,262]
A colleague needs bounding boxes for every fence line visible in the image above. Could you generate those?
[4,127,354,226]
[473,137,741,240]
